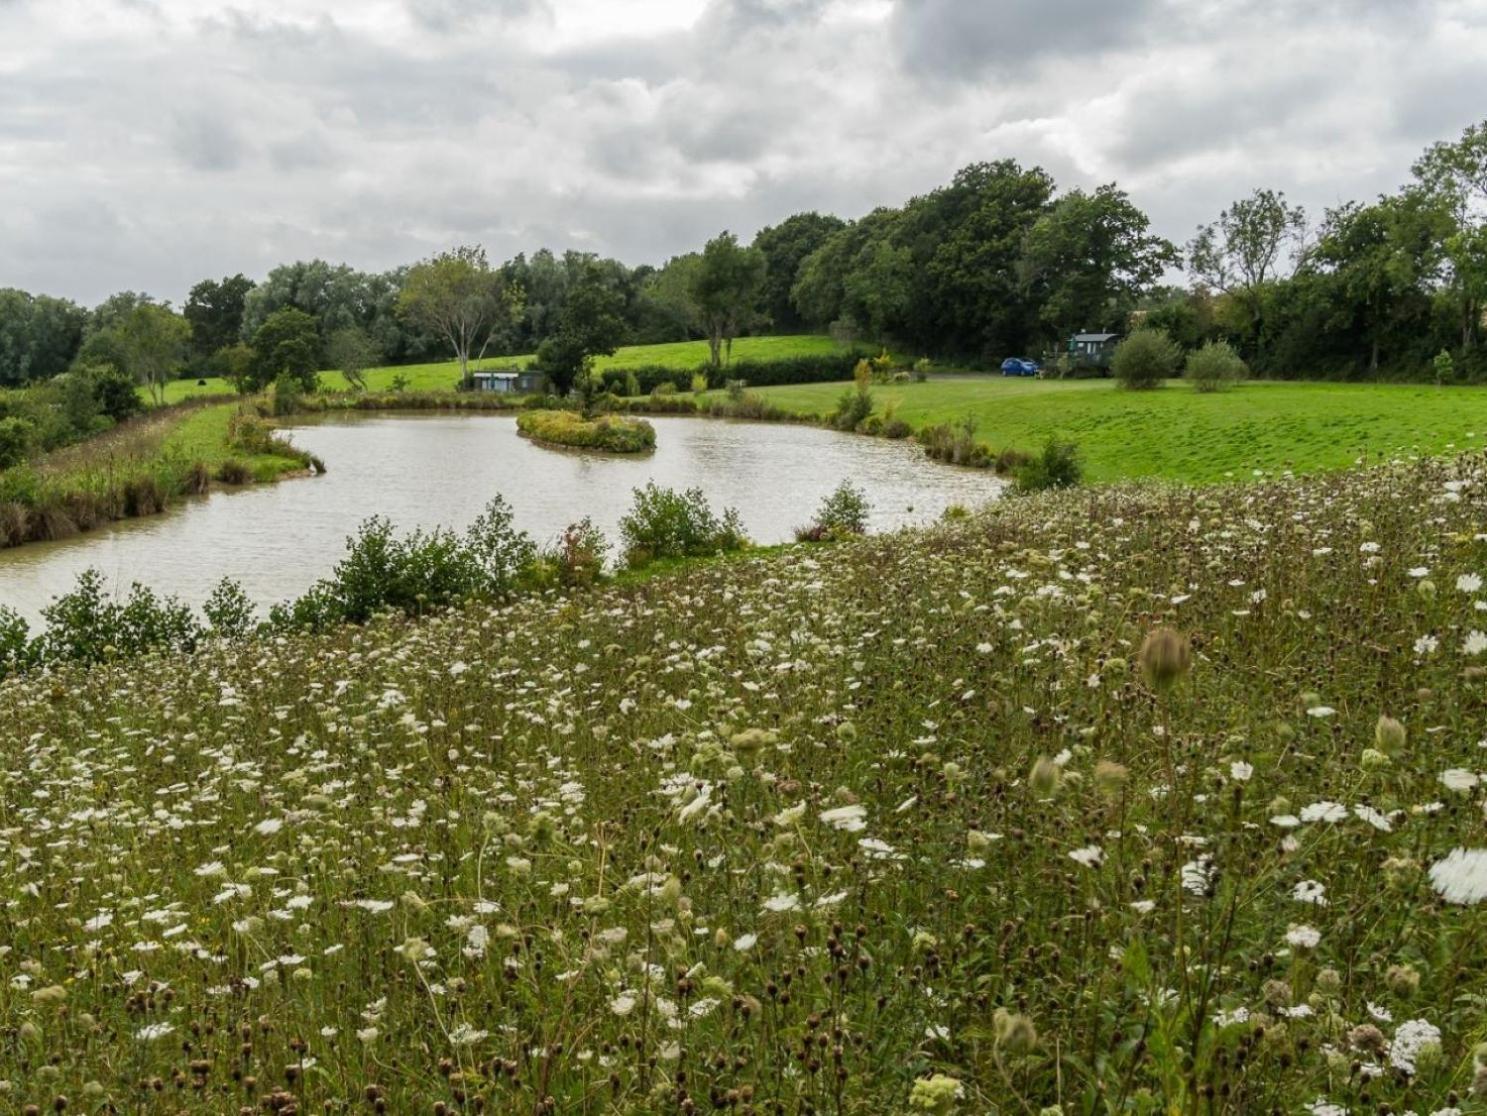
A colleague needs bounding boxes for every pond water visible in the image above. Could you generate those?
[0,413,1004,626]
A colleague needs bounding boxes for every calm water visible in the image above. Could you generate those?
[0,413,1004,626]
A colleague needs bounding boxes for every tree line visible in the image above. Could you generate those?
[4,115,1487,393]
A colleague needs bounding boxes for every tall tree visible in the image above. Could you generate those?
[398,246,523,386]
[0,289,86,386]
[1187,188,1306,360]
[535,264,629,400]
[184,274,255,366]
[118,304,191,405]
[1414,119,1487,350]
[752,212,846,332]
[689,233,765,368]
[1021,185,1178,340]
[247,308,321,393]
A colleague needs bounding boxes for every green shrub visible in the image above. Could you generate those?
[516,410,656,453]
[919,416,990,467]
[0,416,35,469]
[0,605,32,680]
[202,578,258,639]
[1185,340,1247,392]
[84,364,144,423]
[619,483,748,567]
[36,568,201,666]
[536,518,609,589]
[796,481,870,542]
[1111,328,1181,390]
[1014,437,1083,492]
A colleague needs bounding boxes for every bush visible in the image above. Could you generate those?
[202,578,257,639]
[598,351,869,396]
[516,410,656,453]
[84,364,144,423]
[0,416,35,470]
[36,568,200,666]
[1014,437,1083,493]
[796,481,870,542]
[1111,328,1181,390]
[919,416,990,467]
[619,483,748,567]
[690,372,709,394]
[0,605,32,680]
[1185,340,1247,392]
[536,518,609,589]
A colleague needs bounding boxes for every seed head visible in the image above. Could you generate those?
[1029,756,1061,798]
[1138,628,1191,691]
[1375,715,1406,752]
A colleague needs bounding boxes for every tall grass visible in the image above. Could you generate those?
[3,451,1487,1110]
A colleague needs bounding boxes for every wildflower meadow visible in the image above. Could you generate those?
[4,452,1487,1114]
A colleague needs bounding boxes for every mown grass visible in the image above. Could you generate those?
[3,452,1487,1111]
[700,377,1487,483]
[157,334,858,403]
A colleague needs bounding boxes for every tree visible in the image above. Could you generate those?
[0,289,86,386]
[326,327,380,391]
[690,232,765,368]
[247,308,321,393]
[534,265,628,401]
[118,304,191,405]
[184,274,255,366]
[752,212,846,331]
[398,246,523,386]
[1187,188,1306,360]
[1022,185,1178,340]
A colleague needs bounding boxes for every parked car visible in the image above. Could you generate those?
[1000,357,1041,377]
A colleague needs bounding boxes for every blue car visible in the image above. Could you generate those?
[1000,357,1040,377]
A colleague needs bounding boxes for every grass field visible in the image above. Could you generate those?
[704,376,1487,483]
[6,450,1487,1110]
[157,334,856,404]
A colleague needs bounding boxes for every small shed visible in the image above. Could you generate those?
[1066,332,1120,372]
[470,371,519,394]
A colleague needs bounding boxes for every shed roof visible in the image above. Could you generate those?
[1072,332,1120,342]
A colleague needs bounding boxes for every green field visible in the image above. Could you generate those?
[704,376,1487,483]
[157,333,856,403]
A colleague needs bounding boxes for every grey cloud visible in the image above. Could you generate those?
[890,0,1165,79]
[404,0,550,33]
[171,111,246,172]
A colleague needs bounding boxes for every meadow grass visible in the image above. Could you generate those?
[157,334,857,403]
[4,450,1487,1111]
[701,377,1487,483]
[0,402,311,548]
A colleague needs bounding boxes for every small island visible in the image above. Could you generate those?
[516,409,657,454]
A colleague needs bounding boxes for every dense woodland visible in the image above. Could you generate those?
[4,118,1487,388]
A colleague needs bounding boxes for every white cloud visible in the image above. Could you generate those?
[0,0,1485,305]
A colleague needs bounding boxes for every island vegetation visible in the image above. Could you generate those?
[516,408,656,453]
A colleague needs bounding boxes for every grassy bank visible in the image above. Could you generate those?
[516,408,656,452]
[0,402,314,548]
[157,334,859,403]
[3,451,1487,1110]
[699,376,1487,483]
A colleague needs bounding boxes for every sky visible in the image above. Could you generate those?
[1,0,1485,307]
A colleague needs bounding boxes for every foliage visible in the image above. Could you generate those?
[398,245,524,384]
[201,577,258,638]
[1434,348,1455,386]
[516,409,656,453]
[751,211,846,331]
[246,307,321,393]
[0,287,86,386]
[690,232,766,368]
[534,517,608,589]
[618,481,748,566]
[1111,327,1182,389]
[326,326,380,391]
[1013,436,1083,491]
[795,480,870,540]
[532,263,628,399]
[1184,339,1248,392]
[118,302,192,405]
[0,415,33,469]
[183,274,255,368]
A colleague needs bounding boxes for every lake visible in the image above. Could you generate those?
[0,413,1005,626]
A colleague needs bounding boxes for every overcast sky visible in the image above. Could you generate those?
[2,0,1485,307]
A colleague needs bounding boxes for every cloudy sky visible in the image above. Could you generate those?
[2,0,1485,307]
